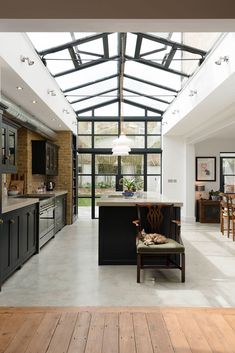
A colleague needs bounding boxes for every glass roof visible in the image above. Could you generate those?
[27,32,220,117]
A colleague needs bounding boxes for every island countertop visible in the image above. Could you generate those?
[96,192,183,207]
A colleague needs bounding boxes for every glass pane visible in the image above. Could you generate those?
[140,39,171,63]
[78,154,91,174]
[44,50,74,75]
[126,33,137,57]
[108,33,118,56]
[121,155,144,174]
[78,136,92,148]
[127,96,168,112]
[2,127,6,164]
[122,102,145,116]
[128,136,145,148]
[27,32,72,51]
[95,122,118,134]
[95,102,119,116]
[94,135,117,148]
[66,78,118,103]
[223,159,235,175]
[147,176,161,193]
[9,129,16,165]
[95,176,116,196]
[148,121,161,134]
[124,77,175,102]
[125,61,181,91]
[147,136,161,148]
[122,122,145,135]
[78,176,91,196]
[72,91,118,112]
[224,176,235,192]
[95,155,118,174]
[56,61,117,90]
[147,154,161,174]
[78,37,104,56]
[78,121,92,134]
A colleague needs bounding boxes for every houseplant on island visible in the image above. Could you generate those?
[119,177,143,197]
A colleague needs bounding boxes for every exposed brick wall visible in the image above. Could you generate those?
[17,127,46,193]
[14,128,73,225]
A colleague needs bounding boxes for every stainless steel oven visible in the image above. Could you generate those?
[39,197,55,248]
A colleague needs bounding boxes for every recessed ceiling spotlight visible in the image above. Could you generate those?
[52,118,56,121]
[58,124,62,127]
[32,100,37,104]
[215,56,229,65]
[47,89,56,96]
[20,56,34,66]
[16,86,23,90]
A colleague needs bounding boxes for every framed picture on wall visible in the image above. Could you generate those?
[196,157,216,181]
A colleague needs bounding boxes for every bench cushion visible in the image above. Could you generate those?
[137,238,185,254]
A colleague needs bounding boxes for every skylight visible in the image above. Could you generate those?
[27,32,220,118]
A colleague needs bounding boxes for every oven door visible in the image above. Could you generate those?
[39,206,55,241]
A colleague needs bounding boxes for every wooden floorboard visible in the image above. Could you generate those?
[0,307,235,352]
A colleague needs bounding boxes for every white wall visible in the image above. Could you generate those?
[195,138,235,193]
[162,136,195,221]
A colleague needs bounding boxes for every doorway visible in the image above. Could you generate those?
[78,152,161,218]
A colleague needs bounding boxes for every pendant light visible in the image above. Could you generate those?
[112,34,131,156]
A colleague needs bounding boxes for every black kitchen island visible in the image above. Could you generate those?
[97,193,183,265]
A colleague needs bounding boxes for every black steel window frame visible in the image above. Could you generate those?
[220,153,235,192]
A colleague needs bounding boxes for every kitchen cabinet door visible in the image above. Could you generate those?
[21,205,38,261]
[0,204,38,290]
[55,195,66,233]
[32,140,58,176]
[1,121,17,173]
[0,213,20,283]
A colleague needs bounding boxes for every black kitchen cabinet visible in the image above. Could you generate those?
[1,120,18,173]
[55,194,67,233]
[0,203,39,290]
[21,205,38,261]
[32,140,58,176]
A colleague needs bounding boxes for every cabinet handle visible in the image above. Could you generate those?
[10,219,15,224]
[0,219,3,224]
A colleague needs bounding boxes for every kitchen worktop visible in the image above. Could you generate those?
[2,197,39,214]
[23,190,68,197]
[2,190,68,214]
[96,192,183,207]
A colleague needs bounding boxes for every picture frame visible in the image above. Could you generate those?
[196,157,216,181]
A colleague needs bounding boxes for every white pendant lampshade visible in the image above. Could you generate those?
[112,133,131,155]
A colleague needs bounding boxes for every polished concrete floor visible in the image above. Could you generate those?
[1,208,235,307]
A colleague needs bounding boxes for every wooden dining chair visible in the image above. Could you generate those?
[133,203,185,283]
[219,192,232,238]
[229,194,235,241]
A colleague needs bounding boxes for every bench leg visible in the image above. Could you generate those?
[181,253,185,283]
[137,253,141,283]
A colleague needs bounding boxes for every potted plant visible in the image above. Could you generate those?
[209,189,220,201]
[119,177,143,197]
